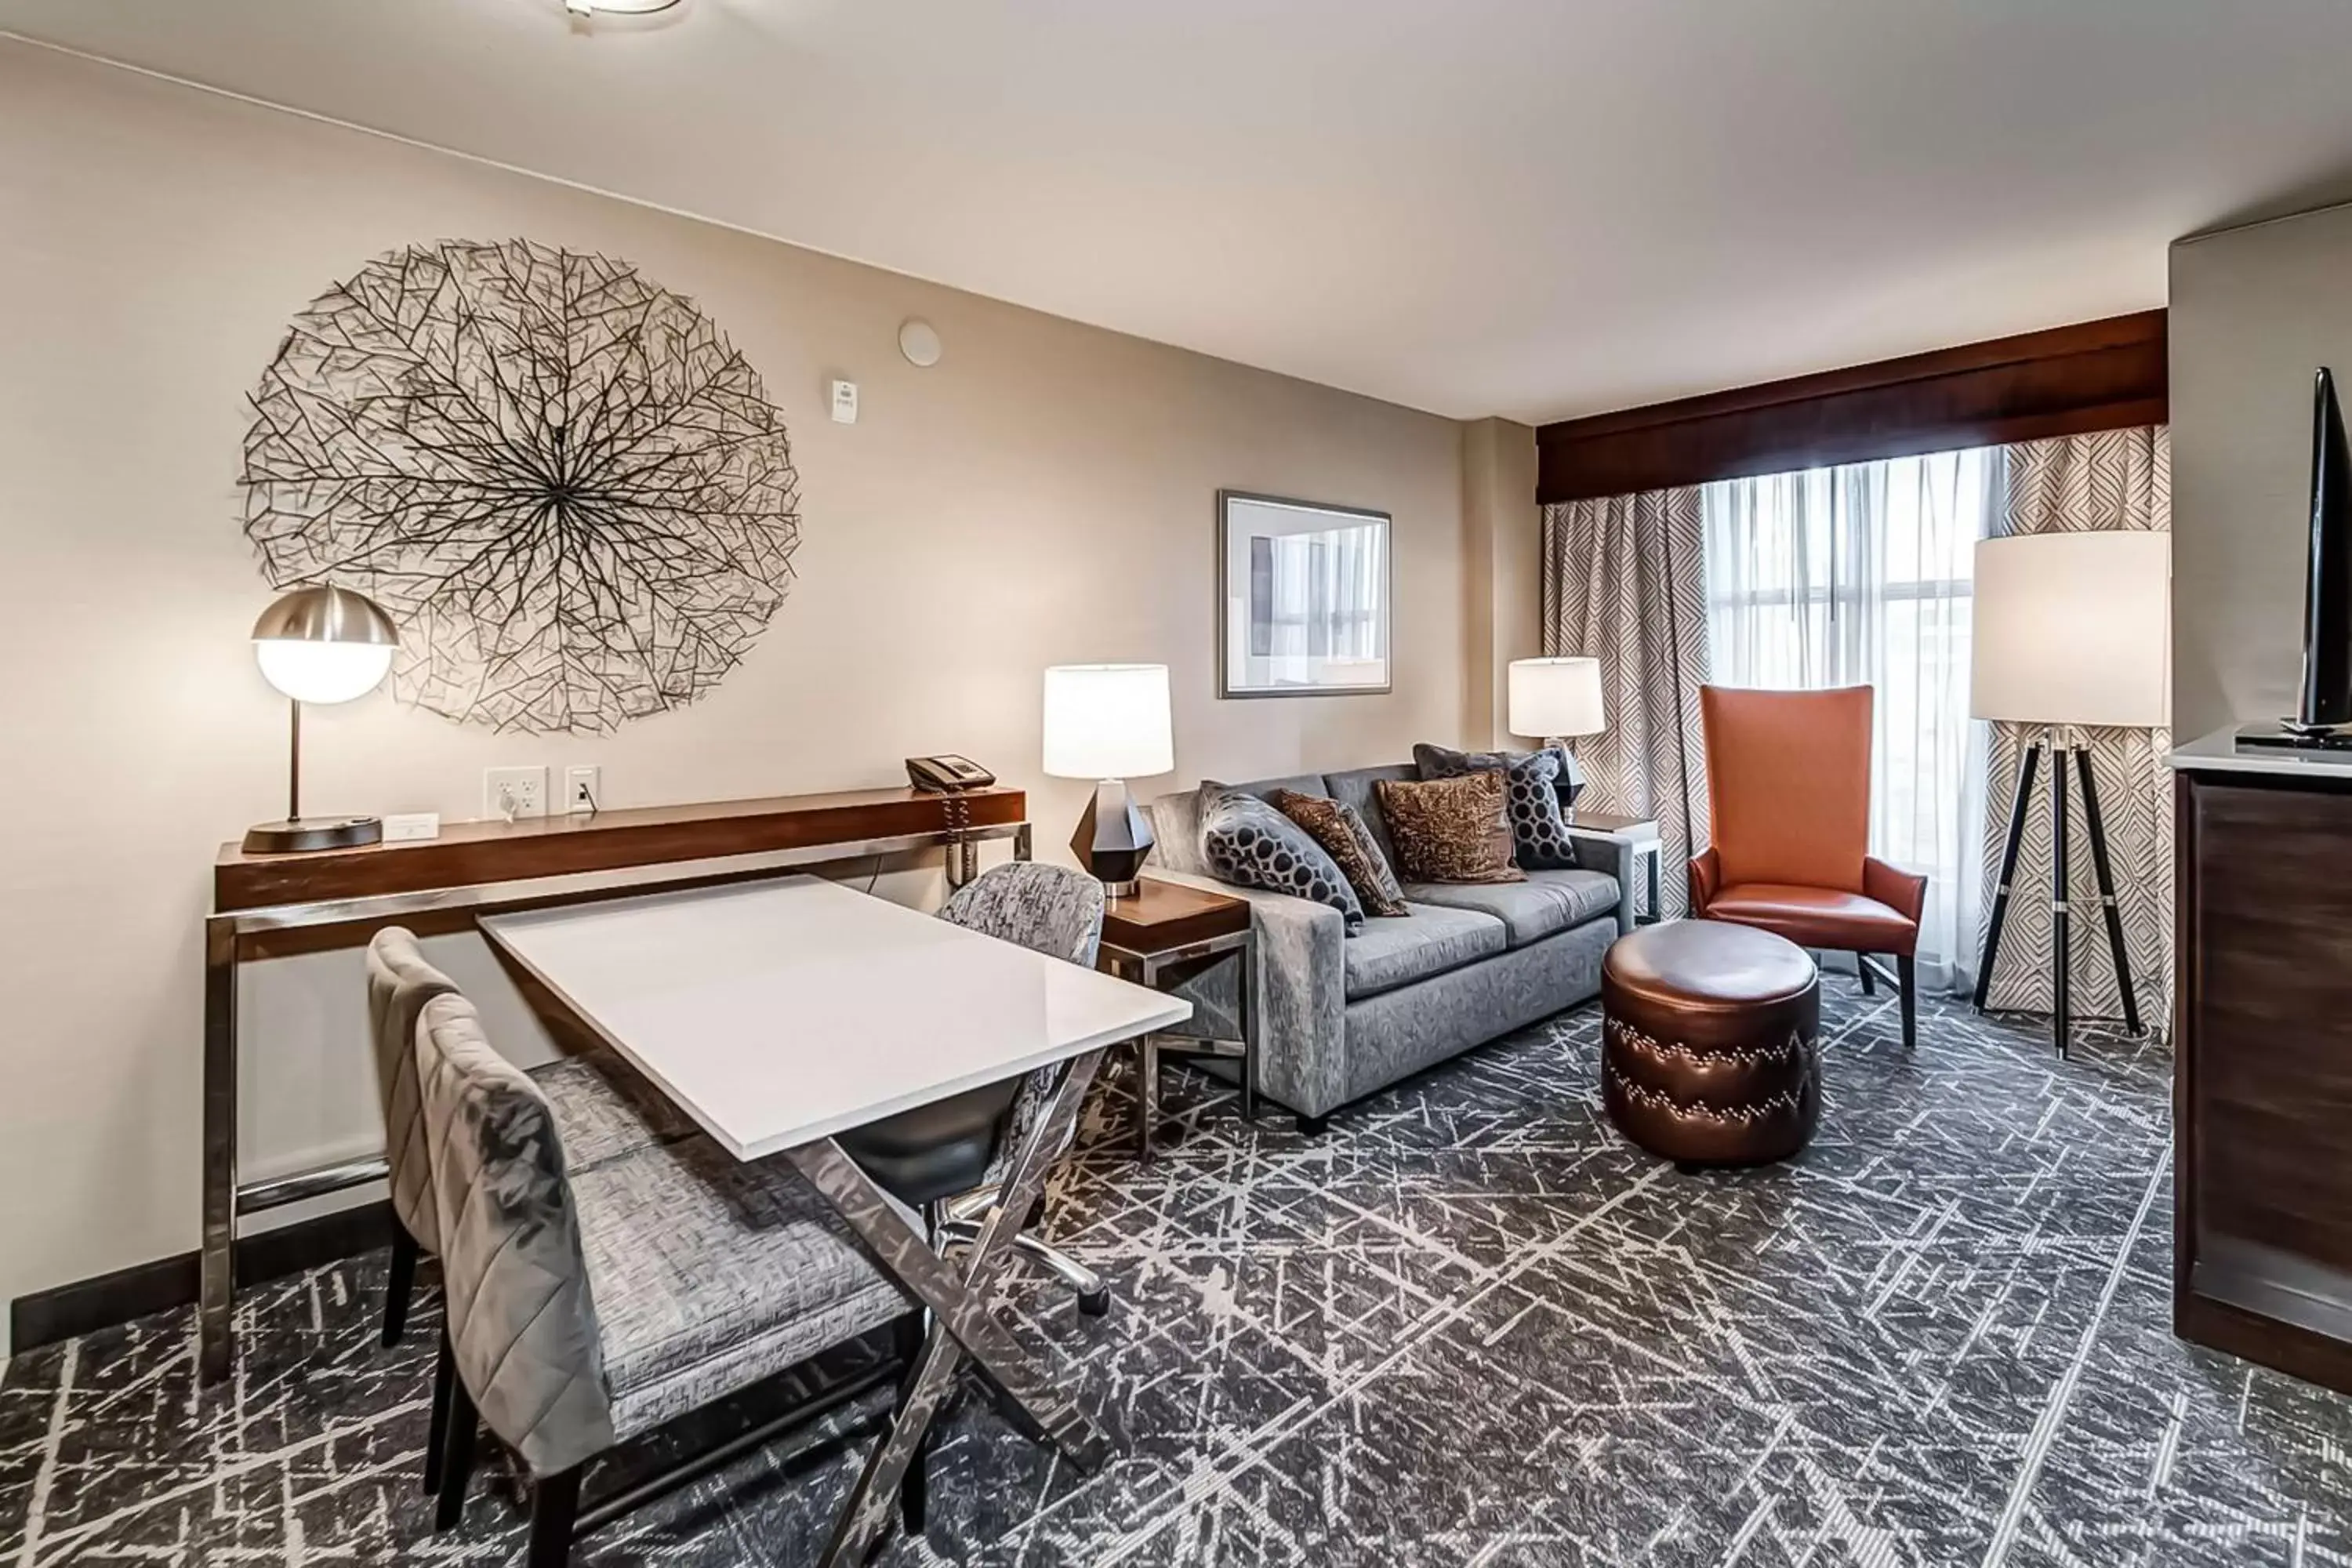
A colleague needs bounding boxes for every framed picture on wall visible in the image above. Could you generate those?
[1217,491,1393,698]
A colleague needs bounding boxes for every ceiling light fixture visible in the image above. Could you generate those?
[564,0,684,16]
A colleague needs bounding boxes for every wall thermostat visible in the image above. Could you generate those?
[898,318,943,368]
[829,379,858,423]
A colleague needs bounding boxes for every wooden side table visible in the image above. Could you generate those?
[1561,808,1664,935]
[1096,877,1255,1160]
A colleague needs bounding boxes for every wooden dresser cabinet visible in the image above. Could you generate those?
[2175,743,2352,1392]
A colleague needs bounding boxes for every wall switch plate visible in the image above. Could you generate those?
[564,765,602,815]
[485,766,549,822]
[381,811,441,843]
[829,379,858,423]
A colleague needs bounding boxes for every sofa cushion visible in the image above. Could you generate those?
[1403,868,1620,947]
[1201,786,1364,931]
[1414,742,1579,870]
[1323,764,1416,872]
[1341,902,1507,999]
[1272,789,1410,917]
[1375,772,1525,884]
[1217,772,1333,806]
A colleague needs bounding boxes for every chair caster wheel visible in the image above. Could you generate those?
[1078,1288,1111,1318]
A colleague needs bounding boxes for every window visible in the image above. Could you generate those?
[1701,448,2000,985]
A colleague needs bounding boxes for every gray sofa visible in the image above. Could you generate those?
[1144,763,1622,1127]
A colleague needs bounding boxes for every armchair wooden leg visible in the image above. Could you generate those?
[383,1222,418,1348]
[434,1367,478,1531]
[423,1324,454,1495]
[529,1468,582,1568]
[1856,956,1877,996]
[1896,955,1918,1052]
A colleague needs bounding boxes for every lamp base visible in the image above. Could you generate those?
[1541,737,1589,811]
[1071,779,1155,895]
[242,815,383,854]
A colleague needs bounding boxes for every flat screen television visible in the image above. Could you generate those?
[2291,366,2352,733]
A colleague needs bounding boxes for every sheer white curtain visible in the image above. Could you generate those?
[1700,449,2000,989]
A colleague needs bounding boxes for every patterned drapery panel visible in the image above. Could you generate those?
[1977,426,2172,1025]
[1540,487,1711,916]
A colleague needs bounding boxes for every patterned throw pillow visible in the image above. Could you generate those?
[1374,771,1526,885]
[1269,789,1410,918]
[1414,742,1578,870]
[1200,786,1365,931]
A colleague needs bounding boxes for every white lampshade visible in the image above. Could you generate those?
[1508,656,1606,739]
[1042,664,1174,779]
[255,640,396,704]
[1971,532,2170,728]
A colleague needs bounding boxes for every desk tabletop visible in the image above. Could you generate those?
[479,876,1189,1160]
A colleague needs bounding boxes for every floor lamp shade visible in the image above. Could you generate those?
[245,585,400,854]
[1971,532,2170,728]
[1967,530,2169,1060]
[1041,663,1174,893]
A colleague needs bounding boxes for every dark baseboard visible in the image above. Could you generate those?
[10,1200,393,1354]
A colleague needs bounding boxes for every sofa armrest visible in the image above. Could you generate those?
[1688,847,1722,916]
[1142,869,1348,1118]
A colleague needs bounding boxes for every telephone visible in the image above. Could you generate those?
[906,754,996,793]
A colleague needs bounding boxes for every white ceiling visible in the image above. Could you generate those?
[11,0,2352,422]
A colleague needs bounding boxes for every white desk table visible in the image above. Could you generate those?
[478,875,1189,1566]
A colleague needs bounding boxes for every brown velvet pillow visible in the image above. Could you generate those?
[1373,771,1525,885]
[1270,789,1410,918]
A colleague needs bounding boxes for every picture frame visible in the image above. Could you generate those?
[1217,490,1393,699]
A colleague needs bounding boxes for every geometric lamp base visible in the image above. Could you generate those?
[1070,779,1156,897]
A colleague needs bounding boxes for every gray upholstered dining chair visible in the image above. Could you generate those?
[415,986,920,1566]
[837,862,1110,1312]
[365,929,692,1489]
[367,929,697,1345]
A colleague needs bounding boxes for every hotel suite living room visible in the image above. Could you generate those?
[13,4,2352,1564]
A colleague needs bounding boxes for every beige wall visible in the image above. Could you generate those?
[0,42,1501,1337]
[2170,200,2352,739]
[1458,419,1543,750]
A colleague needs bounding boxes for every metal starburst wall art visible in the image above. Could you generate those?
[241,238,801,733]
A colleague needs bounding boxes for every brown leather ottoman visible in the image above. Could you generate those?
[1601,920,1820,1165]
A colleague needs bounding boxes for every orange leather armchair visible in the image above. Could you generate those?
[1687,684,1927,1049]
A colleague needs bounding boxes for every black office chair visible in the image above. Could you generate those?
[837,862,1112,1316]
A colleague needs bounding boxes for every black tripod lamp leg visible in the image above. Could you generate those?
[2073,747,2144,1037]
[2050,741,2073,1061]
[1973,741,2040,1013]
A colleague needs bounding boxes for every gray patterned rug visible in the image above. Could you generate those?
[6,981,2350,1566]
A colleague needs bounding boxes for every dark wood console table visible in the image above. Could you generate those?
[201,784,1029,1382]
[2172,731,2352,1393]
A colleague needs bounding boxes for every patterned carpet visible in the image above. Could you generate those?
[7,981,2352,1566]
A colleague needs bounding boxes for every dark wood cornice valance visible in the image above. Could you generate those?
[1535,310,2167,505]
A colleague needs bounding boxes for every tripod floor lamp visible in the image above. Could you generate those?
[1968,530,2170,1058]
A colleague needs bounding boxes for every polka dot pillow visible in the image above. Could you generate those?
[1199,785,1365,933]
[1412,743,1578,870]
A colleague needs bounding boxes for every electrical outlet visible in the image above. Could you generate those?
[564,765,602,815]
[484,765,549,822]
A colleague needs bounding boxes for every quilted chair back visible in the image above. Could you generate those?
[939,862,1106,1179]
[941,862,1106,967]
[415,990,618,1479]
[365,928,462,1254]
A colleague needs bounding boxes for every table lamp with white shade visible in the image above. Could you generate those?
[1969,530,2170,1057]
[1507,655,1606,810]
[1043,663,1174,895]
[244,583,401,853]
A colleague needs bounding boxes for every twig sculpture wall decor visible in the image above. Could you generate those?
[241,238,800,733]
